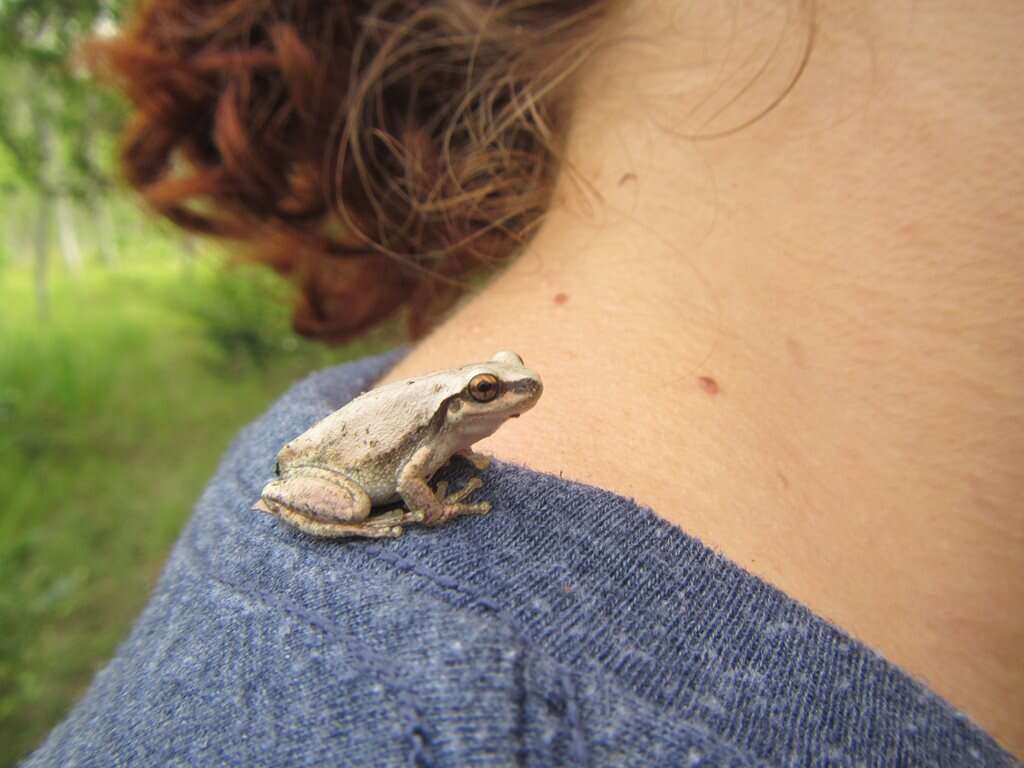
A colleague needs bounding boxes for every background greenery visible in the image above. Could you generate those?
[0,2,394,764]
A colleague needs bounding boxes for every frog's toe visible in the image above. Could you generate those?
[441,477,483,505]
[252,498,274,514]
[365,509,403,527]
[425,500,491,526]
[385,512,430,528]
[454,501,490,516]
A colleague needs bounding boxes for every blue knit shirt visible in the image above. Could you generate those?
[26,350,1017,767]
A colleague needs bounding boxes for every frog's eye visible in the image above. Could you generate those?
[468,373,500,403]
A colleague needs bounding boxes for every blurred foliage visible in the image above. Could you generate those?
[0,3,402,765]
[166,261,319,371]
[0,249,396,766]
[0,0,126,197]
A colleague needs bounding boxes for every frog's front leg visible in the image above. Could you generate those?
[399,447,491,527]
[457,448,492,471]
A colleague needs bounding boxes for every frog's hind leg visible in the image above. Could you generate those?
[367,508,427,527]
[256,499,404,539]
[255,468,406,539]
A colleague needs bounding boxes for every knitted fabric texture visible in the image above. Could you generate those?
[26,350,1018,767]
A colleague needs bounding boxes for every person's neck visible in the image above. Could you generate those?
[384,1,1024,753]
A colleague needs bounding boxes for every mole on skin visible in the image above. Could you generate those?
[698,376,720,396]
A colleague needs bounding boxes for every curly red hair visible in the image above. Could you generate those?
[87,0,607,340]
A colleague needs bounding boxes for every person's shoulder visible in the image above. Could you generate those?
[25,349,581,766]
[27,350,1020,767]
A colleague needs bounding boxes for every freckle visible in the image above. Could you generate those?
[786,337,805,367]
[618,172,637,186]
[698,376,720,395]
[553,292,569,305]
[777,470,790,489]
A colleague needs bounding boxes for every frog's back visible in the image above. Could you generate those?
[284,374,450,469]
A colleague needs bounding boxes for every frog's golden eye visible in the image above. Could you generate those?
[468,373,500,403]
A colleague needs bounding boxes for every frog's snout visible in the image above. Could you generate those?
[509,375,543,414]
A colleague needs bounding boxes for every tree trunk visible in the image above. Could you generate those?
[56,195,82,275]
[93,198,118,265]
[34,191,52,320]
[179,233,197,274]
[82,92,117,265]
[33,112,55,318]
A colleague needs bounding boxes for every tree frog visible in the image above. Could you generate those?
[253,351,542,538]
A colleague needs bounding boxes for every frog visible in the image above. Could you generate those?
[253,351,543,538]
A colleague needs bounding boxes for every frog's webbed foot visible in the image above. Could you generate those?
[366,507,427,528]
[425,477,491,526]
[257,499,406,539]
[399,445,492,528]
[456,449,492,472]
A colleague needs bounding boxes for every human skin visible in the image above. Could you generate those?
[383,0,1024,754]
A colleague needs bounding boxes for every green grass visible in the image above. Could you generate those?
[0,255,394,766]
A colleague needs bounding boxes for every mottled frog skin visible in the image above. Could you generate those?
[253,351,542,538]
